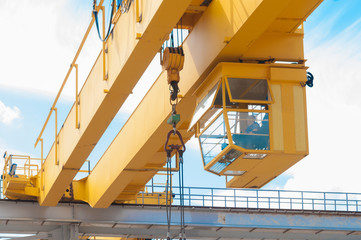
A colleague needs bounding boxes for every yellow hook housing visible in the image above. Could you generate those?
[162,47,185,84]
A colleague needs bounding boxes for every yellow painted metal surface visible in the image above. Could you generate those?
[2,155,40,200]
[223,64,310,188]
[270,84,284,151]
[188,62,308,188]
[77,0,322,208]
[227,153,305,188]
[38,0,193,206]
[2,0,323,205]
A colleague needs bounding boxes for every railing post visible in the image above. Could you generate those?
[278,190,280,209]
[356,200,358,212]
[27,156,30,177]
[99,5,108,81]
[40,138,44,166]
[136,0,141,23]
[189,188,191,206]
[256,190,259,209]
[301,191,304,210]
[151,178,154,193]
[234,189,236,208]
[54,107,59,165]
[211,188,214,208]
[324,192,326,211]
[73,63,80,129]
[346,193,349,211]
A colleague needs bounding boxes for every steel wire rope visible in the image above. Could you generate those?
[166,151,172,239]
[178,151,186,239]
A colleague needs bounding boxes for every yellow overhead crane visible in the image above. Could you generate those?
[2,0,323,208]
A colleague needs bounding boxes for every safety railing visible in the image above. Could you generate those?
[33,0,109,165]
[3,155,41,178]
[135,185,361,212]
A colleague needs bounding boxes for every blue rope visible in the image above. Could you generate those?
[117,0,122,10]
[93,0,115,42]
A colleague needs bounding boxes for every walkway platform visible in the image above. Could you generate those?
[0,199,361,239]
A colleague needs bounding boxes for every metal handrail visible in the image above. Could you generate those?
[137,185,361,212]
[1,179,360,213]
[34,0,105,149]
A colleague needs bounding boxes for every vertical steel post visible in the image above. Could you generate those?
[136,0,141,22]
[74,64,80,129]
[100,6,108,81]
[234,189,236,208]
[40,138,44,165]
[151,178,154,193]
[54,107,58,165]
[189,188,191,206]
[256,190,259,209]
[346,193,349,211]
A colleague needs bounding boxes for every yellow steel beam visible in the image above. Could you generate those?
[39,0,193,206]
[82,0,318,208]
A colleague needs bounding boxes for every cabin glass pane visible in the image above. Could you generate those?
[228,109,270,150]
[199,113,228,166]
[227,78,271,102]
[189,83,219,129]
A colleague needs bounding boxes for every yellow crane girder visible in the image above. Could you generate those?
[72,0,323,208]
[38,0,193,206]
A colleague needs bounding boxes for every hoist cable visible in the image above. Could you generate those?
[170,31,174,48]
[179,151,186,239]
[178,159,182,239]
[165,151,172,240]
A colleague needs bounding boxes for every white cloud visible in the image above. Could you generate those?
[281,17,361,193]
[0,0,100,98]
[0,100,20,125]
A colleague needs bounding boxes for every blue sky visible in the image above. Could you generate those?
[0,0,361,193]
